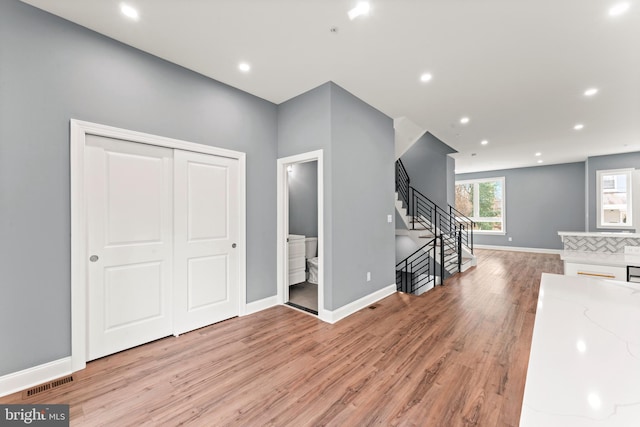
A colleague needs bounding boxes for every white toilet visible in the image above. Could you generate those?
[305,237,319,284]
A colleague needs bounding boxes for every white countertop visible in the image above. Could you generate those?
[520,273,640,426]
[561,250,640,267]
[558,231,640,238]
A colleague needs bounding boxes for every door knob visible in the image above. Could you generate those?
[89,255,99,262]
[232,243,237,248]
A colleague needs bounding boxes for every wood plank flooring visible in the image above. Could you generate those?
[1,249,563,426]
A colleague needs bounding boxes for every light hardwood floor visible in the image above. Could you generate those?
[1,249,563,426]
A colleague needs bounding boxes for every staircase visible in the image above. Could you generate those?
[395,159,477,294]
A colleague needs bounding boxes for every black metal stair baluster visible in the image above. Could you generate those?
[471,221,474,253]
[395,159,477,291]
[395,238,437,295]
[413,196,417,229]
[439,236,444,285]
[409,258,415,293]
[458,227,462,272]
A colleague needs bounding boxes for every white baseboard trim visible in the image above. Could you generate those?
[324,283,397,324]
[474,244,561,255]
[0,357,72,398]
[243,295,279,316]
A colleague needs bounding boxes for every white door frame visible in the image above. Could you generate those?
[70,119,247,372]
[276,150,327,321]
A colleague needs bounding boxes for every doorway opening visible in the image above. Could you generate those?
[286,160,318,314]
[276,150,326,321]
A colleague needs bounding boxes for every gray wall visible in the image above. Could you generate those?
[586,151,640,232]
[277,83,334,307]
[396,236,421,264]
[278,83,395,310]
[456,162,585,249]
[288,161,318,237]
[330,84,395,309]
[0,0,278,377]
[400,132,457,209]
[446,156,456,206]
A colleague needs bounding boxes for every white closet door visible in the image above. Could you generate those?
[86,136,174,361]
[173,150,239,335]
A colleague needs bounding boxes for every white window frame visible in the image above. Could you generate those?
[596,168,633,229]
[455,177,506,234]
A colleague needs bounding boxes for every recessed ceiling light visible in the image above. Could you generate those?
[609,2,630,16]
[584,88,599,97]
[481,140,489,145]
[460,117,470,124]
[120,3,139,21]
[574,124,585,130]
[238,62,251,72]
[537,159,544,164]
[420,73,432,82]
[348,2,370,20]
[535,152,542,156]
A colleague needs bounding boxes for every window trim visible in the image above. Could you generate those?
[455,176,506,235]
[596,168,633,229]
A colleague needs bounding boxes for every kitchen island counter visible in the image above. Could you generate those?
[520,273,640,426]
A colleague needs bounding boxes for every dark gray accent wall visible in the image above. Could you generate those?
[456,162,585,249]
[0,0,277,377]
[288,161,318,237]
[586,151,640,232]
[278,83,395,310]
[400,132,457,209]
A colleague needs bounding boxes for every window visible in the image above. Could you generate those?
[455,177,505,233]
[597,169,633,228]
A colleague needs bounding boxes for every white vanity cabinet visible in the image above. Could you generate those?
[563,262,626,281]
[288,234,306,285]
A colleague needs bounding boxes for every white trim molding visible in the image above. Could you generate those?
[276,150,326,321]
[0,358,72,398]
[474,244,561,255]
[324,284,397,324]
[70,119,247,373]
[243,296,279,316]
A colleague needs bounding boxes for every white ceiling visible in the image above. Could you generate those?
[21,0,640,173]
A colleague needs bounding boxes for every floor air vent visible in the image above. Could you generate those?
[23,375,73,399]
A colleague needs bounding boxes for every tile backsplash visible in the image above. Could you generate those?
[563,236,640,253]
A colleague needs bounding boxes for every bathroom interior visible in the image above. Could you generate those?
[287,160,319,314]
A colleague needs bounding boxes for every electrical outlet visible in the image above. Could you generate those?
[366,272,371,282]
[508,237,513,242]
[387,214,393,223]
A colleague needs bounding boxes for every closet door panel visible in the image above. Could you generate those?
[85,136,174,361]
[173,150,239,335]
